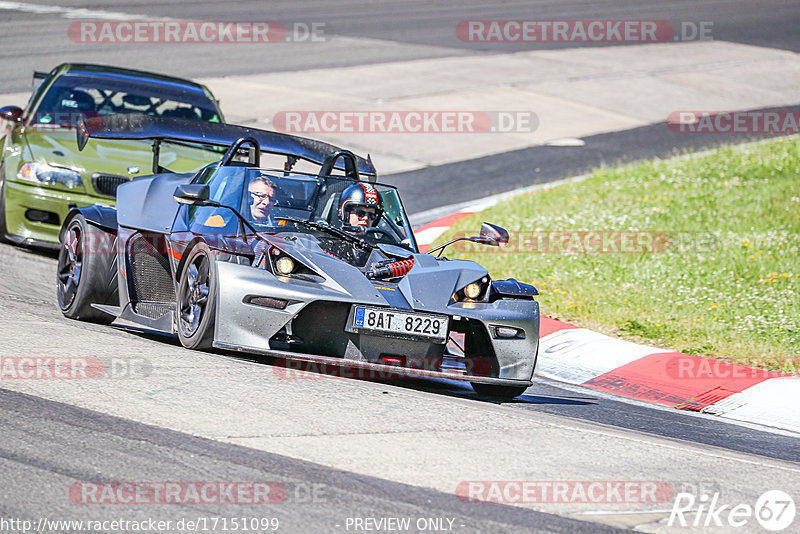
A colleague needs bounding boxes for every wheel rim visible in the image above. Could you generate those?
[57,224,83,310]
[179,253,210,337]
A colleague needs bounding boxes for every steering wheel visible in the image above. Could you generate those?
[365,227,395,240]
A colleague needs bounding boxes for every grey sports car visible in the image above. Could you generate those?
[56,114,540,399]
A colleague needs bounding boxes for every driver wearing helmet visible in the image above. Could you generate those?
[339,182,383,229]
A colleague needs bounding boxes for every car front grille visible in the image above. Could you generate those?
[92,174,129,197]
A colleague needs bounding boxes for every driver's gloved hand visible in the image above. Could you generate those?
[342,224,367,236]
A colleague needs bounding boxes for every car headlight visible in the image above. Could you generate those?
[451,277,490,304]
[464,282,482,299]
[263,246,323,282]
[18,162,84,189]
[275,256,295,275]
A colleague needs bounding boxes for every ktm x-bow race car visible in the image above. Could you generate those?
[56,114,540,399]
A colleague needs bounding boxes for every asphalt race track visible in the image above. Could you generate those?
[1,0,799,93]
[1,243,799,532]
[1,2,799,533]
[0,388,616,534]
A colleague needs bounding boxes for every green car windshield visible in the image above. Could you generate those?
[187,166,417,252]
[31,74,221,127]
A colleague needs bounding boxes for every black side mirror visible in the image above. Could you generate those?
[427,222,510,256]
[478,222,509,246]
[0,106,23,122]
[173,184,210,205]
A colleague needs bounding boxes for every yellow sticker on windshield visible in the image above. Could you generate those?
[204,214,226,227]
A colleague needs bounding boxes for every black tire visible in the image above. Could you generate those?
[471,382,529,400]
[56,214,118,324]
[177,243,217,350]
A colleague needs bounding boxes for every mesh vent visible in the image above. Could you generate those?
[128,234,176,305]
[92,174,129,197]
[132,302,173,319]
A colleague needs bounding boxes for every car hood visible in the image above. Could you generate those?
[265,232,489,312]
[22,127,219,196]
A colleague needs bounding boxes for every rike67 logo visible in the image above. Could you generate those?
[669,490,796,531]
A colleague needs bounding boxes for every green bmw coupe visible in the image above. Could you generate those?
[0,63,224,248]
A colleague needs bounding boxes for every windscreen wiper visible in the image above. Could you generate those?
[276,216,372,250]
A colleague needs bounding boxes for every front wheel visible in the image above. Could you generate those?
[471,382,529,400]
[56,214,118,323]
[177,243,217,349]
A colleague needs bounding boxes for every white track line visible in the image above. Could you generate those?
[0,1,162,20]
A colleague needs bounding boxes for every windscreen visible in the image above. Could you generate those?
[31,74,221,127]
[241,169,417,251]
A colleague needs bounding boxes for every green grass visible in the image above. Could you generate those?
[437,137,800,374]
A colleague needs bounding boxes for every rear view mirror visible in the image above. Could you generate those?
[478,223,509,246]
[0,106,23,122]
[173,184,210,205]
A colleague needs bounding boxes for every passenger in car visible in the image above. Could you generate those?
[339,182,383,228]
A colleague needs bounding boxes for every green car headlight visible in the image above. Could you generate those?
[18,162,84,189]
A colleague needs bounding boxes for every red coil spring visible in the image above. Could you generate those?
[388,258,414,277]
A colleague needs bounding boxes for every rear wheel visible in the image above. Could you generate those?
[177,243,217,350]
[56,214,118,323]
[471,382,529,400]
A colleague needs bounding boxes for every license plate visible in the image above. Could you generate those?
[351,306,448,343]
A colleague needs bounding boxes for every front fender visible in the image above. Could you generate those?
[60,204,118,241]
